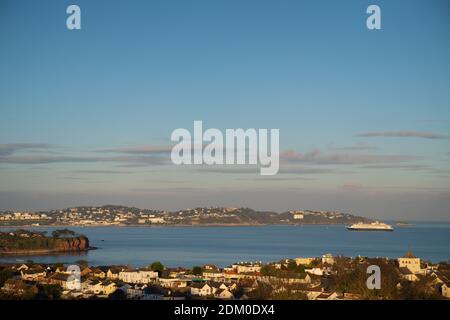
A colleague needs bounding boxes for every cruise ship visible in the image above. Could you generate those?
[347,221,394,231]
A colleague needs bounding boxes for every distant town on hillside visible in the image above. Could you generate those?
[0,205,374,227]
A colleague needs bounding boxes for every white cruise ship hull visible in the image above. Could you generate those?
[347,226,393,231]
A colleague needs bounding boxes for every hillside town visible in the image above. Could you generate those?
[0,205,372,227]
[1,252,449,300]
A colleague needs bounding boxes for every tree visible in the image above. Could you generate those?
[150,261,164,275]
[308,259,320,267]
[287,260,297,271]
[0,269,16,287]
[36,284,62,300]
[272,289,308,300]
[366,258,400,299]
[109,289,127,300]
[52,229,76,238]
[192,266,202,276]
[399,275,442,300]
[247,283,273,299]
[329,258,401,300]
[286,260,306,274]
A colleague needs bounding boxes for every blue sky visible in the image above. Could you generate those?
[0,0,449,220]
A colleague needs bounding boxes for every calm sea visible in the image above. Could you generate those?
[0,223,449,267]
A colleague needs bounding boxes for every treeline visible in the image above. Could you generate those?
[328,257,443,300]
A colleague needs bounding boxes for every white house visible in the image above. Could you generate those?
[20,269,46,281]
[441,283,450,299]
[158,278,189,288]
[120,284,147,299]
[322,253,335,265]
[295,257,315,265]
[202,271,225,280]
[399,268,420,282]
[306,267,324,276]
[233,264,262,274]
[148,217,165,224]
[190,283,216,296]
[107,267,124,279]
[398,252,422,274]
[84,280,117,295]
[119,270,158,284]
[215,288,234,299]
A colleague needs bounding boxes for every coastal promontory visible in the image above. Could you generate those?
[0,229,90,255]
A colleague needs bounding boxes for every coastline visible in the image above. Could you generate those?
[0,222,359,229]
[0,247,96,257]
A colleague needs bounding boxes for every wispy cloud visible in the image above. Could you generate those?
[96,145,171,154]
[339,182,365,190]
[69,170,131,174]
[62,176,89,180]
[0,142,173,166]
[237,176,316,181]
[355,131,449,140]
[113,155,170,166]
[360,164,430,170]
[197,164,342,175]
[336,143,377,151]
[0,155,169,166]
[428,169,450,175]
[280,150,418,165]
[0,143,425,175]
[0,155,102,164]
[279,166,341,174]
[0,143,53,156]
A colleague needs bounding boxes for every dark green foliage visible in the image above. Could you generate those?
[0,269,16,287]
[261,263,308,279]
[329,257,401,299]
[36,284,62,300]
[52,229,77,238]
[398,275,443,300]
[192,266,202,275]
[246,283,273,299]
[150,261,164,275]
[109,289,127,300]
